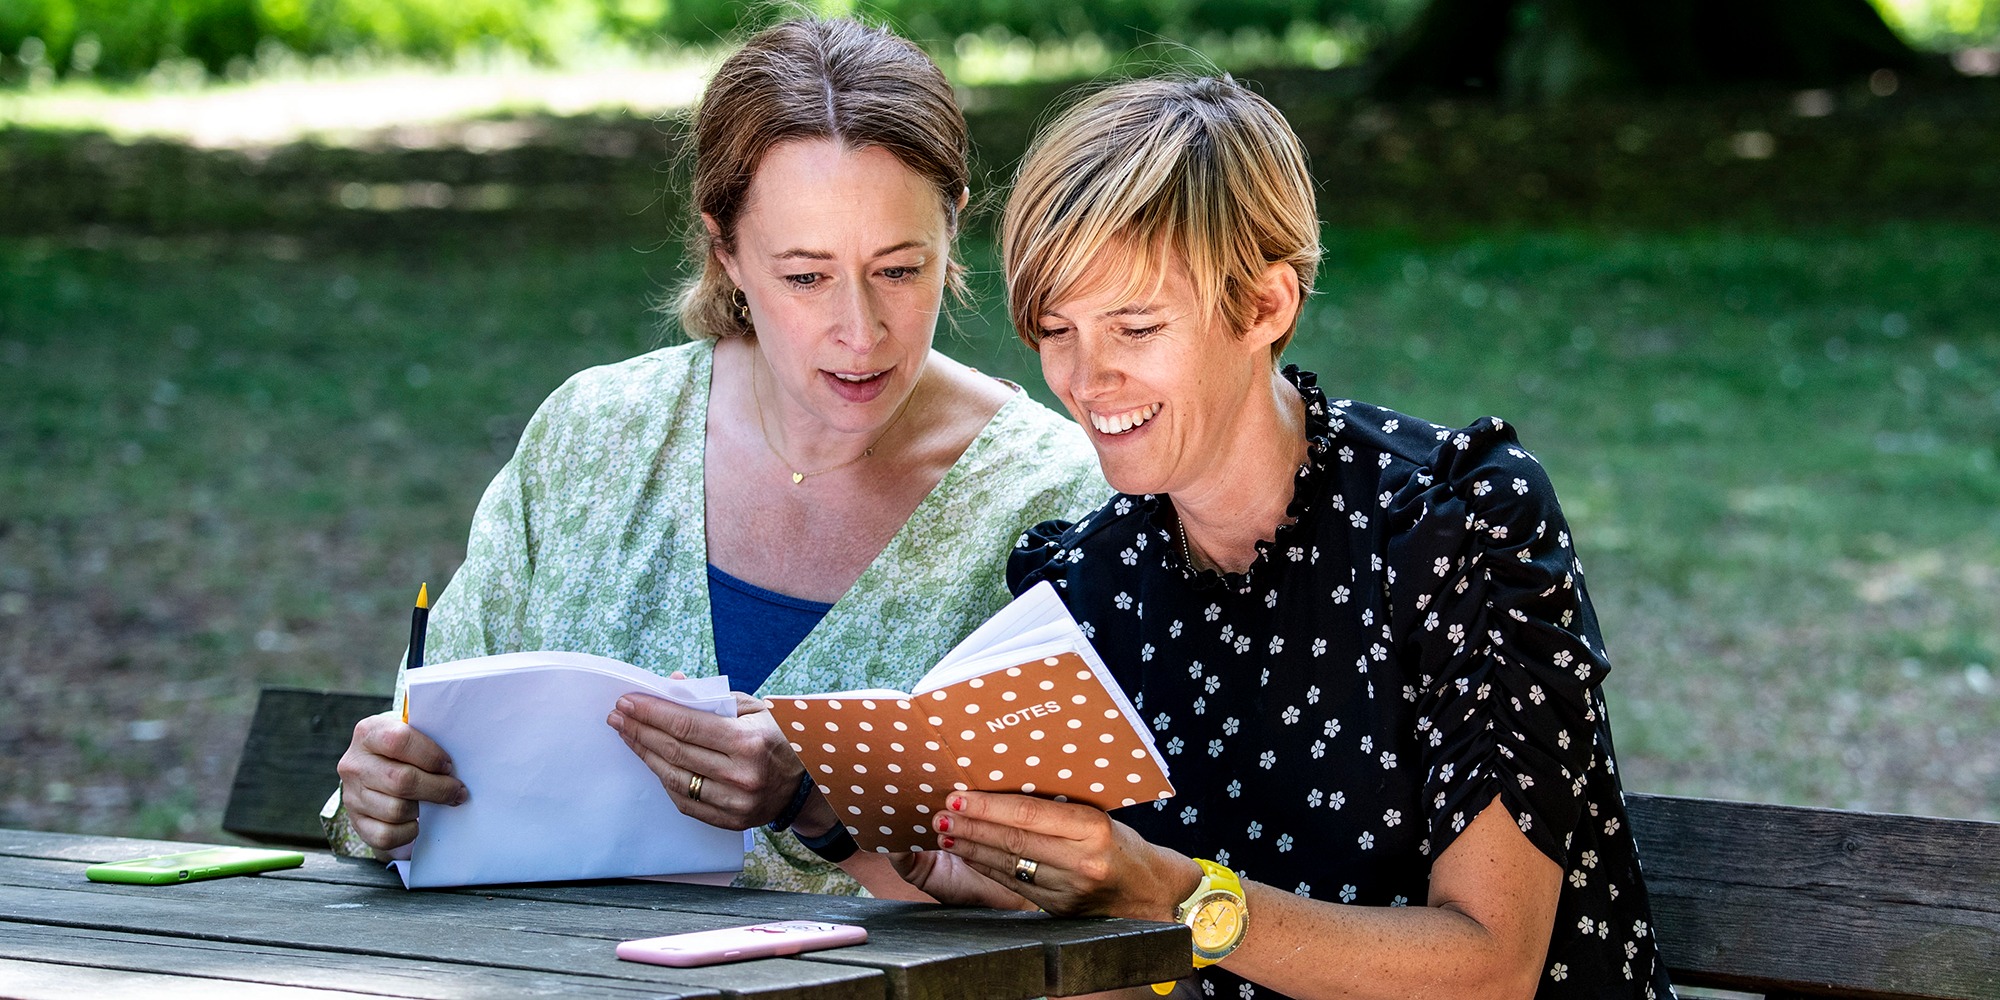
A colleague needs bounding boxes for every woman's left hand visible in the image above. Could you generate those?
[929,790,1197,920]
[607,690,804,831]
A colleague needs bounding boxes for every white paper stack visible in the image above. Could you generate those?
[393,651,751,888]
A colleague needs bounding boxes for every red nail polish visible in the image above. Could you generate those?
[940,835,955,849]
[948,795,966,812]
[936,814,952,833]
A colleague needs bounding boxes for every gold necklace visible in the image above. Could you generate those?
[751,363,918,484]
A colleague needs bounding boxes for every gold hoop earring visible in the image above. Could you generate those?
[731,288,751,328]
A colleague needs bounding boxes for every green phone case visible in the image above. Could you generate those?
[84,847,305,885]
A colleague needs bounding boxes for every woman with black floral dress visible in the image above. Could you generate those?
[891,76,1675,1000]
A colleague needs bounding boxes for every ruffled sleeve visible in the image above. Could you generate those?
[1384,417,1607,869]
[1006,518,1077,596]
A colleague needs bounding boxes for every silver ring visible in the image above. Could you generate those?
[1014,857,1039,884]
[687,772,704,802]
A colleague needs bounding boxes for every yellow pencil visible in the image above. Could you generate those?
[400,583,429,724]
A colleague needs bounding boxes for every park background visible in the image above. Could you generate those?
[0,0,1996,844]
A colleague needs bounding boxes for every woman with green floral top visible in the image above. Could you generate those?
[323,18,1104,897]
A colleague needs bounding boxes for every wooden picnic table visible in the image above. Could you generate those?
[0,828,1190,999]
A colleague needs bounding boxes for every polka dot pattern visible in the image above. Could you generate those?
[769,652,1174,853]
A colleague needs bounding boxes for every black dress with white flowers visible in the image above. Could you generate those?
[1009,367,1674,1000]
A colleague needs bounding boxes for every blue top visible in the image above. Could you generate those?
[707,564,834,694]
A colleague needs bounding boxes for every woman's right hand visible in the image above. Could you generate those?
[887,846,1037,910]
[335,710,468,852]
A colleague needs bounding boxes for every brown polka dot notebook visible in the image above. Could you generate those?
[769,582,1176,854]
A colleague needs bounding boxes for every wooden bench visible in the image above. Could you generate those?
[221,688,1999,998]
[223,687,391,845]
[1627,792,1999,1000]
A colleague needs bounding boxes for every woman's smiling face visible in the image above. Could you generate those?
[714,139,953,434]
[1033,253,1278,497]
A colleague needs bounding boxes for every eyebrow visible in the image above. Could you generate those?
[1038,303,1163,329]
[771,240,926,262]
[1041,300,1157,318]
[1097,303,1163,319]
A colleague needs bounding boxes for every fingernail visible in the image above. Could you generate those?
[607,712,624,729]
[935,814,952,833]
[616,697,634,713]
[940,835,955,849]
[453,787,469,806]
[948,795,967,812]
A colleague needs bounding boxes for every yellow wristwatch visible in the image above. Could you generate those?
[1152,858,1248,994]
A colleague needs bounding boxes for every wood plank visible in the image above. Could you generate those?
[0,830,242,864]
[223,689,391,846]
[1627,793,2000,911]
[1643,877,2000,1000]
[0,859,879,1000]
[286,865,1048,1000]
[0,924,703,998]
[848,903,1189,999]
[458,880,1187,1000]
[1629,794,2000,1000]
[0,831,1188,999]
[0,957,392,1000]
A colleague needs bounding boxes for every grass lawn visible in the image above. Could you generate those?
[2,218,1994,841]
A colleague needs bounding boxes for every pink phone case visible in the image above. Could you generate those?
[615,920,868,967]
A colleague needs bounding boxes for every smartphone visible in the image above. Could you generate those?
[84,846,305,885]
[615,920,868,967]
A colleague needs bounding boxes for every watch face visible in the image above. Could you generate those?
[1189,894,1244,954]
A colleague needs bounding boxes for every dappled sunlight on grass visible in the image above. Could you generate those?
[0,26,1371,150]
[0,52,717,148]
[946,23,1360,86]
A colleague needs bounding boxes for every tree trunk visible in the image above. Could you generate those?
[1371,0,1926,98]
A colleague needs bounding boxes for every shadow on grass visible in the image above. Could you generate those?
[4,70,2000,240]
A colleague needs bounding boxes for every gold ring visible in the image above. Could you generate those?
[687,773,704,802]
[1014,857,1038,884]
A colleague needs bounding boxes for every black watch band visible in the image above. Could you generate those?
[767,770,816,833]
[793,822,859,864]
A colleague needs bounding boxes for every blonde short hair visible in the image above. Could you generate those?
[1002,75,1320,356]
[675,18,969,340]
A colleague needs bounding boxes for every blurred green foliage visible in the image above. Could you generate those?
[1880,0,2000,47]
[808,0,1412,48]
[0,0,1402,82]
[4,0,1996,84]
[0,0,630,79]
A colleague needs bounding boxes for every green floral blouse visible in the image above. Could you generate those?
[323,339,1108,894]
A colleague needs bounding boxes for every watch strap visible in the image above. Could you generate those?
[1183,858,1246,969]
[792,821,858,864]
[766,769,816,833]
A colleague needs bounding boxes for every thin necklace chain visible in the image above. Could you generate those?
[1176,508,1204,573]
[751,362,917,485]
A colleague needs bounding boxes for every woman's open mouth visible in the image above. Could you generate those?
[1087,402,1162,436]
[822,367,893,402]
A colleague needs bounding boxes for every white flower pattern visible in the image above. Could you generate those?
[1006,368,1673,1000]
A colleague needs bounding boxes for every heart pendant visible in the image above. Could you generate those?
[792,472,805,484]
